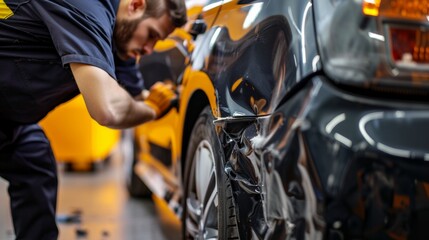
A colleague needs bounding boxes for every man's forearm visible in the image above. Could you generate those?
[70,63,155,129]
[105,100,156,129]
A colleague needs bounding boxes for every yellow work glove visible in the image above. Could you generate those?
[144,82,177,119]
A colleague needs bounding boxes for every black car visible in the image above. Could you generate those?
[130,0,429,239]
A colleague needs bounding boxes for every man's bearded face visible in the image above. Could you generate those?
[113,18,141,59]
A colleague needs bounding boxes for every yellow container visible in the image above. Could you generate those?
[39,95,120,171]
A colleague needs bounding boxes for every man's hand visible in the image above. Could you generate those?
[144,82,177,119]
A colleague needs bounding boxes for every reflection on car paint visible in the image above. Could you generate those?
[192,16,296,117]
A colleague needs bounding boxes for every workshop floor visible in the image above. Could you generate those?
[0,147,181,240]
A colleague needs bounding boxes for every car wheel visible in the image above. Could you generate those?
[183,107,239,239]
[122,130,152,199]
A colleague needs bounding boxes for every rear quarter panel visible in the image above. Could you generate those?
[189,0,318,118]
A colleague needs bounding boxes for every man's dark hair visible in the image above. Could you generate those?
[145,0,187,27]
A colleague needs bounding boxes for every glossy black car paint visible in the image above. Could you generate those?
[189,0,320,236]
[191,0,318,118]
[138,0,429,239]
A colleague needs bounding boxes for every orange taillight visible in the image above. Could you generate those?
[363,0,382,16]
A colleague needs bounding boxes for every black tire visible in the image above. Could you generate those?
[182,107,239,239]
[123,130,152,199]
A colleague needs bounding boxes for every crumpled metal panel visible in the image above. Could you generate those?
[217,74,429,239]
[216,83,325,239]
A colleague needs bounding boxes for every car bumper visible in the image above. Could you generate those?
[219,74,429,239]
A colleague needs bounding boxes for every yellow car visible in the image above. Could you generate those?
[124,3,203,198]
[39,95,120,171]
[124,26,192,197]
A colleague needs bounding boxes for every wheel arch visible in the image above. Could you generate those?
[180,90,210,177]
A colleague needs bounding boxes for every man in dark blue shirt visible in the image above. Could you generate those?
[0,0,187,239]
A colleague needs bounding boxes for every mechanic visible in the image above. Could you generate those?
[0,0,186,239]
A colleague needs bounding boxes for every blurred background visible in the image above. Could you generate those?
[0,135,181,240]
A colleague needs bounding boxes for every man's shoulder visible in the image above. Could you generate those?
[62,0,118,21]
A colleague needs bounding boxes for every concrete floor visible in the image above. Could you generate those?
[0,147,181,240]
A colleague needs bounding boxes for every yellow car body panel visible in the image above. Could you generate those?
[132,0,221,188]
[129,0,225,200]
[175,67,218,158]
[135,109,178,163]
[209,0,250,41]
[39,95,120,171]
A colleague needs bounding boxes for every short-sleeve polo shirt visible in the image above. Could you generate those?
[0,0,119,78]
[0,0,120,123]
